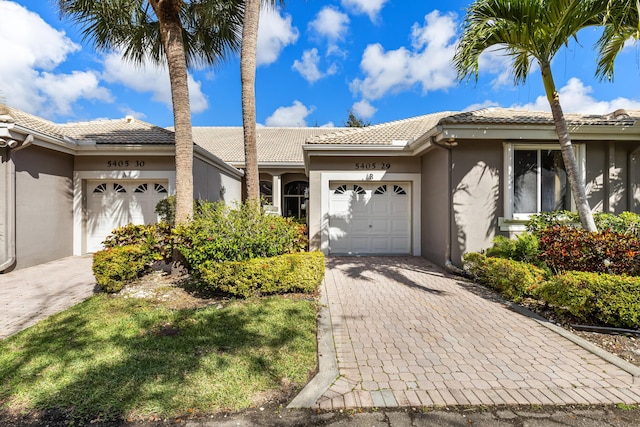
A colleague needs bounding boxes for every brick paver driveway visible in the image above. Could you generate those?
[316,257,640,409]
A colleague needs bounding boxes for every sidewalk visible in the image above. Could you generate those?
[0,255,96,339]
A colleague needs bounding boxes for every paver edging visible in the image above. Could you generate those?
[287,278,339,408]
[507,302,640,382]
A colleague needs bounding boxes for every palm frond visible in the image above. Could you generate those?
[57,0,244,69]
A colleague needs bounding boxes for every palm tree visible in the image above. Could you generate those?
[241,0,262,201]
[596,0,640,81]
[57,0,244,224]
[240,1,282,201]
[453,0,604,232]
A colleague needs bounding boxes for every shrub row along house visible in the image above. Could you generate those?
[1,105,639,272]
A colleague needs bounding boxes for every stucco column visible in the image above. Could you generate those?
[272,174,282,215]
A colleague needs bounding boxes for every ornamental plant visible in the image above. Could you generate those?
[541,271,640,328]
[93,245,149,292]
[537,226,640,275]
[198,251,325,298]
[174,200,306,271]
[102,222,173,263]
[463,252,545,302]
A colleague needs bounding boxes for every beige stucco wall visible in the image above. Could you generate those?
[450,141,503,265]
[419,148,450,266]
[309,156,420,173]
[74,155,174,171]
[193,157,242,204]
[13,146,74,270]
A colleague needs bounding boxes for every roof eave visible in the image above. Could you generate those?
[434,123,640,142]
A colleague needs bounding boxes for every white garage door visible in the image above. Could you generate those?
[86,181,168,252]
[329,182,411,255]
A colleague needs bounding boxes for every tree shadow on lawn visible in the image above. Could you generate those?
[0,295,316,424]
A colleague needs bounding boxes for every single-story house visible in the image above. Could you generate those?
[3,105,639,273]
[190,126,342,218]
[0,106,242,272]
[303,108,640,268]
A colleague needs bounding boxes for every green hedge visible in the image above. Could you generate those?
[175,200,306,271]
[540,271,640,328]
[92,245,149,293]
[102,222,173,263]
[198,252,325,298]
[463,252,545,302]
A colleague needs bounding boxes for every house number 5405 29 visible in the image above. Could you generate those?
[355,162,391,170]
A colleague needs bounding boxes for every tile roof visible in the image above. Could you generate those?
[1,106,175,144]
[1,106,66,139]
[440,108,640,127]
[305,112,455,145]
[191,127,344,163]
[61,117,175,144]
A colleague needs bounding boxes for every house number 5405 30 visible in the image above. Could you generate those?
[107,160,146,167]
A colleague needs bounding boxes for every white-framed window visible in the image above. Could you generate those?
[503,143,585,225]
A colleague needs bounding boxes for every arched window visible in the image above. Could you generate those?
[283,180,308,219]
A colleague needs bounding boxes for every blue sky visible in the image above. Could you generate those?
[1,0,639,128]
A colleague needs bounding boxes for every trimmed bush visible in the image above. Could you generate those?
[93,245,149,293]
[540,271,640,328]
[463,252,545,302]
[175,200,305,270]
[197,251,325,298]
[486,232,540,265]
[102,222,173,262]
[538,226,640,275]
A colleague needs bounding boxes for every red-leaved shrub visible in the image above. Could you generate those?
[538,226,640,275]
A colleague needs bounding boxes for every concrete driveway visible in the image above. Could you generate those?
[0,255,96,339]
[312,256,640,409]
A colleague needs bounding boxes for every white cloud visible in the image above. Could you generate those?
[292,48,338,83]
[257,8,299,66]
[292,49,323,83]
[101,53,208,113]
[0,1,111,116]
[320,121,335,128]
[118,107,147,120]
[350,10,458,100]
[463,100,501,112]
[35,71,112,117]
[341,0,388,22]
[265,100,314,126]
[511,77,640,114]
[352,100,377,119]
[309,7,350,42]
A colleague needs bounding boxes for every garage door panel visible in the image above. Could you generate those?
[328,182,411,255]
[329,197,351,214]
[351,218,370,233]
[371,237,391,252]
[370,218,390,233]
[390,219,410,233]
[390,200,410,215]
[370,198,390,215]
[86,180,166,253]
[349,237,370,253]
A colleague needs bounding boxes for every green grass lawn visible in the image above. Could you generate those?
[0,295,317,423]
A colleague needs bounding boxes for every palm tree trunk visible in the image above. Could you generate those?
[542,64,597,232]
[241,0,261,201]
[152,0,194,225]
